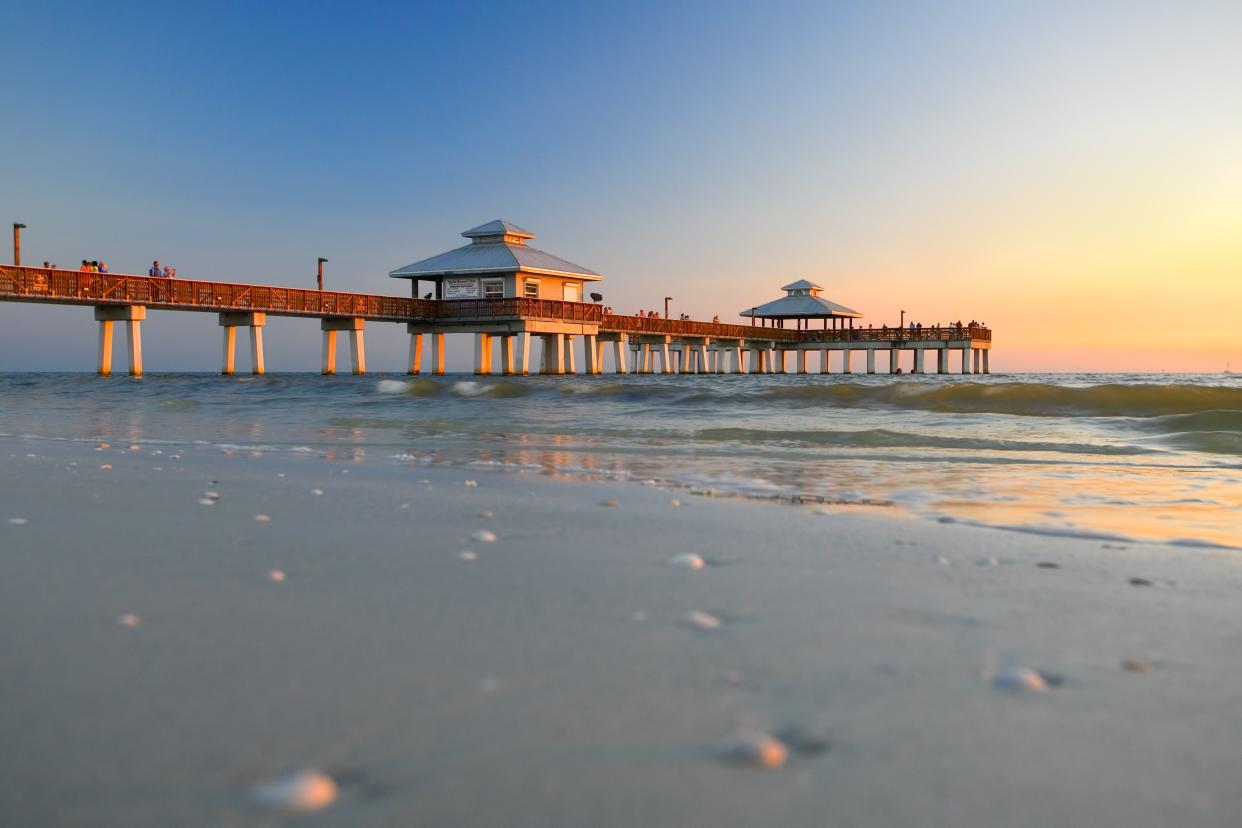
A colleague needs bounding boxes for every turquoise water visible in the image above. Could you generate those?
[2,372,1240,547]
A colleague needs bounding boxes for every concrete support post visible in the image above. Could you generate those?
[349,329,366,375]
[866,349,876,374]
[219,312,266,376]
[97,321,113,376]
[973,348,981,374]
[749,347,764,374]
[95,306,145,377]
[249,326,265,375]
[842,349,852,374]
[679,344,691,374]
[221,326,236,376]
[961,347,970,373]
[611,335,628,374]
[982,350,990,374]
[126,320,143,377]
[774,350,786,374]
[797,350,808,374]
[541,334,565,374]
[731,346,744,374]
[582,335,598,375]
[499,336,515,375]
[937,349,948,374]
[473,332,493,375]
[408,333,423,375]
[637,342,650,374]
[658,341,673,374]
[563,335,577,374]
[696,344,709,374]
[430,333,446,375]
[913,349,925,374]
[322,318,365,375]
[890,349,900,374]
[514,333,531,375]
[821,350,831,374]
[321,331,337,375]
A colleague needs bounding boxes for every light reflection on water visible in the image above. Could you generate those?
[2,372,1240,548]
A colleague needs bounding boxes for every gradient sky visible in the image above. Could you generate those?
[2,0,1239,372]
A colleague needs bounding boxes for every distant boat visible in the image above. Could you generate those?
[1225,362,1232,374]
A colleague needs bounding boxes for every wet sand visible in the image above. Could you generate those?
[2,439,1242,826]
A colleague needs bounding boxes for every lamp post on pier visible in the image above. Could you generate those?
[664,296,672,320]
[317,257,328,291]
[13,223,26,266]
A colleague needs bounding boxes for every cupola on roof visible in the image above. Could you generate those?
[389,220,602,281]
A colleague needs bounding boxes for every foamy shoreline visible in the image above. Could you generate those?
[2,437,1242,826]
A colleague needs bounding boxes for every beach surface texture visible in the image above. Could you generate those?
[3,433,1241,827]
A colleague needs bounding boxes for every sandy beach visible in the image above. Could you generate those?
[3,437,1241,827]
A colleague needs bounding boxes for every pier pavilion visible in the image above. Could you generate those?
[740,280,862,331]
[0,219,991,376]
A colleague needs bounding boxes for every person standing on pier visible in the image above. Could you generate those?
[149,260,161,277]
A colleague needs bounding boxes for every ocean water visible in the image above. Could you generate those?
[2,371,1240,547]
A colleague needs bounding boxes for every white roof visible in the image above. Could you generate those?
[389,221,602,281]
[740,294,861,318]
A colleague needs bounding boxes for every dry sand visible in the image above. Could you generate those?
[2,439,1242,826]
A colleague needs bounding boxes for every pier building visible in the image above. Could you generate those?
[0,220,991,376]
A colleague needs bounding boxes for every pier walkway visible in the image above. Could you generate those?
[0,264,992,376]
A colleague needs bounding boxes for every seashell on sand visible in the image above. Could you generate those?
[1122,658,1151,673]
[600,499,619,508]
[252,768,337,813]
[670,499,682,507]
[268,569,287,582]
[992,667,1048,692]
[197,498,216,506]
[117,613,141,628]
[463,480,478,488]
[477,510,493,519]
[459,550,478,561]
[99,464,112,470]
[471,529,497,543]
[669,553,705,570]
[8,517,27,525]
[718,730,788,769]
[682,610,722,630]
[310,488,324,496]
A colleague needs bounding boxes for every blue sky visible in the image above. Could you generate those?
[3,1,1240,371]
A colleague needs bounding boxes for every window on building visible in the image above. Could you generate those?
[482,279,504,299]
[524,280,540,299]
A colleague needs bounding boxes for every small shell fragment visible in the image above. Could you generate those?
[7,517,27,526]
[718,730,788,768]
[464,480,478,488]
[310,488,324,496]
[682,610,722,630]
[252,768,338,813]
[992,667,1048,693]
[117,613,141,628]
[197,498,216,506]
[1122,658,1151,673]
[268,569,287,582]
[459,550,478,561]
[477,510,493,519]
[471,529,497,543]
[670,499,682,507]
[600,499,619,508]
[669,553,705,571]
[254,514,271,523]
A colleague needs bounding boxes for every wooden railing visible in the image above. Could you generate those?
[0,265,429,321]
[600,314,805,342]
[801,325,992,343]
[0,265,992,343]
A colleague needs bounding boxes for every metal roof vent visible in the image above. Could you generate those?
[461,220,536,246]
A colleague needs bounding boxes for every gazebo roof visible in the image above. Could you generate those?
[740,279,862,318]
[389,220,602,281]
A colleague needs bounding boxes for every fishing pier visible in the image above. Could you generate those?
[0,221,991,377]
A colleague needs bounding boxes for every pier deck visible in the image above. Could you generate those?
[0,265,991,376]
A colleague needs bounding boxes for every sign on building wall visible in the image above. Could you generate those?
[443,277,480,299]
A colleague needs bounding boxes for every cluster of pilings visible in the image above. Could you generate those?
[92,307,990,377]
